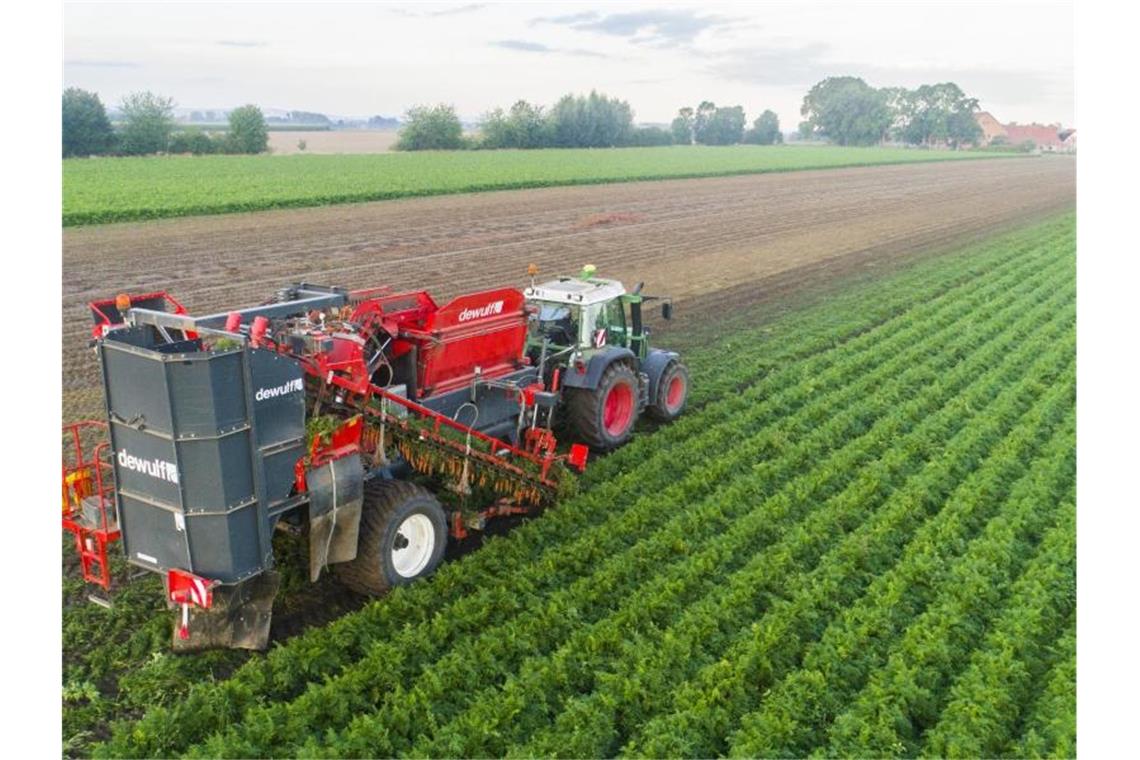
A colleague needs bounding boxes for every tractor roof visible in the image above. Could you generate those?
[525,276,626,306]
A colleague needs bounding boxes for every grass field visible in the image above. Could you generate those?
[62,145,1020,226]
[68,212,1075,758]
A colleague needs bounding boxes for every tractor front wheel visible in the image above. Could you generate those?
[566,361,640,452]
[336,480,447,596]
[649,360,690,422]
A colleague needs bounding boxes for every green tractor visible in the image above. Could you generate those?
[525,264,690,451]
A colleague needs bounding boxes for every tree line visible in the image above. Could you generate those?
[64,75,992,157]
[799,77,983,147]
[394,92,783,151]
[63,88,269,157]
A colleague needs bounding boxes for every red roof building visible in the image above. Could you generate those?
[1003,122,1065,150]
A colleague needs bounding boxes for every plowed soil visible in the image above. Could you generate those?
[62,157,1075,420]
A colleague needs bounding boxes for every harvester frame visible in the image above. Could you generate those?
[63,268,687,650]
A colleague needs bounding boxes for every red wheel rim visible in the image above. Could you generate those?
[603,382,634,436]
[666,374,685,411]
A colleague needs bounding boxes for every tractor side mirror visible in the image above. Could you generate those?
[661,302,673,320]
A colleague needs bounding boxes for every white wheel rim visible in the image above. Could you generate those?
[391,513,435,578]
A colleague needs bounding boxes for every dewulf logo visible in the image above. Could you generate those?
[118,450,179,484]
[255,378,304,402]
[458,300,504,322]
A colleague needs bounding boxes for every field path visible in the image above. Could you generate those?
[62,157,1074,416]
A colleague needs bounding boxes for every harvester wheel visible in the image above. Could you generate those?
[649,360,690,422]
[335,480,447,596]
[566,361,640,452]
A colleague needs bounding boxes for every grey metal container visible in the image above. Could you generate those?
[99,327,306,583]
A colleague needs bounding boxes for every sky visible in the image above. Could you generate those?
[63,1,1075,127]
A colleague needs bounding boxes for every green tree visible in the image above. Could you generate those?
[62,88,114,157]
[670,107,694,145]
[897,83,982,148]
[118,91,176,155]
[287,110,331,125]
[689,102,745,145]
[225,104,269,154]
[395,104,465,150]
[701,105,746,145]
[548,91,633,148]
[800,76,891,146]
[479,100,551,149]
[693,101,717,142]
[621,126,674,147]
[881,86,912,142]
[744,109,782,145]
[167,128,219,155]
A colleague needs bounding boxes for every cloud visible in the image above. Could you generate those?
[536,8,741,46]
[392,3,486,18]
[216,40,266,48]
[706,43,1071,114]
[491,39,613,59]
[705,43,837,87]
[493,39,551,53]
[65,59,140,68]
[429,3,485,15]
[533,11,600,25]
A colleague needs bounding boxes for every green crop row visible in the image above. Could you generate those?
[62,145,1018,226]
[172,214,1070,759]
[98,217,1064,758]
[91,212,1075,759]
[415,249,1077,759]
[300,268,1071,760]
[624,338,1076,758]
[823,470,1076,756]
[1006,624,1077,758]
[921,499,1077,758]
[189,266,1019,758]
[727,408,1076,758]
[191,218,1071,756]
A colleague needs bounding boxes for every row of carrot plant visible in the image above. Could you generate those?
[90,212,1076,759]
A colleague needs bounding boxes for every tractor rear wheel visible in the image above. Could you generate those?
[566,361,640,451]
[649,360,690,422]
[335,480,447,596]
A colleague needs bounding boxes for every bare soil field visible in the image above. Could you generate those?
[267,129,400,155]
[62,157,1074,420]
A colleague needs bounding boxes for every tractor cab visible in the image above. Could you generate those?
[525,265,668,361]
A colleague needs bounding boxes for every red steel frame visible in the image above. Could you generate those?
[62,421,120,589]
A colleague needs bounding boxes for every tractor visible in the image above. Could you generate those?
[524,264,689,451]
[61,267,688,649]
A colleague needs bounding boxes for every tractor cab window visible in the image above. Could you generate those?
[590,299,627,349]
[537,303,578,347]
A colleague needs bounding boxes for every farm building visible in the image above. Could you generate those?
[1004,122,1066,151]
[975,112,1008,144]
[973,112,1075,152]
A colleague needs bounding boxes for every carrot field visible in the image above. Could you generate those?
[75,212,1075,759]
[61,145,1017,226]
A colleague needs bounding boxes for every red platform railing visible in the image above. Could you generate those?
[62,421,120,589]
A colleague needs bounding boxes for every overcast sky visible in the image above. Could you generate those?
[64,1,1074,126]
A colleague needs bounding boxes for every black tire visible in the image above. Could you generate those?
[648,360,690,422]
[565,361,640,452]
[335,480,447,596]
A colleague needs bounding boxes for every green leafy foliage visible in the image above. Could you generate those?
[62,145,1014,226]
[117,91,176,156]
[394,104,465,151]
[62,88,115,157]
[224,104,269,154]
[76,214,1074,758]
